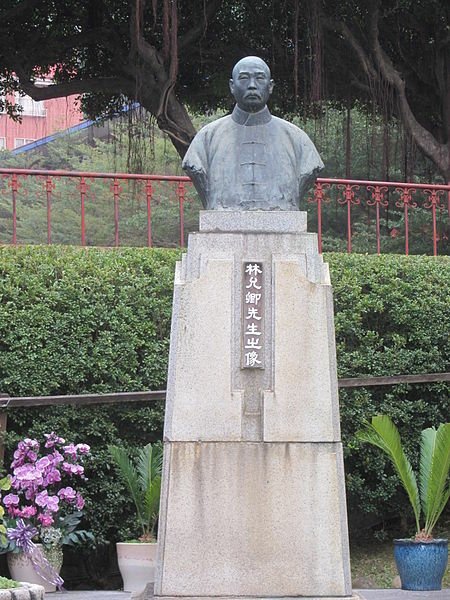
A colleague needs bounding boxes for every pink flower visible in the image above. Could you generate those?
[76,444,90,455]
[75,493,85,510]
[46,496,60,513]
[3,493,19,507]
[37,513,54,527]
[17,505,37,518]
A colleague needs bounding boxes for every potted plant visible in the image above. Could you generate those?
[357,415,450,590]
[108,441,163,594]
[0,432,94,592]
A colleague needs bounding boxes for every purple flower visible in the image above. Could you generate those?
[27,451,38,463]
[51,451,64,465]
[63,444,77,459]
[13,465,44,486]
[43,468,61,486]
[44,432,65,448]
[76,444,90,455]
[35,456,51,470]
[62,462,84,476]
[3,493,19,507]
[35,490,59,512]
[58,487,77,501]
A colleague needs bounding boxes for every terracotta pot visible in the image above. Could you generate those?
[7,543,63,593]
[116,541,158,593]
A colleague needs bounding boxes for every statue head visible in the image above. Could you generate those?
[229,56,274,113]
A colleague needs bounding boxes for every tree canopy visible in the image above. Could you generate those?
[0,0,448,178]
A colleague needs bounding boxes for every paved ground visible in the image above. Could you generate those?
[49,591,450,600]
[356,591,450,599]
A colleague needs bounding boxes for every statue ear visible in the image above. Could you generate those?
[269,79,274,94]
[229,78,235,96]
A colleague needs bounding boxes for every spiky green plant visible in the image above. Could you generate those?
[357,415,450,540]
[108,442,163,542]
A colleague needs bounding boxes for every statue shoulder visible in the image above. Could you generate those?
[192,114,233,141]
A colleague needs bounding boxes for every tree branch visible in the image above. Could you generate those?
[322,16,377,81]
[15,72,133,101]
[178,0,222,51]
[368,5,449,177]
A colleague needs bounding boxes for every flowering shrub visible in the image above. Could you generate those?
[0,433,94,552]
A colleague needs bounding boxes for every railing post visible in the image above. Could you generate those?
[338,184,360,253]
[367,186,388,255]
[146,180,153,247]
[113,178,120,247]
[11,174,18,245]
[177,181,185,247]
[395,187,417,256]
[423,189,443,256]
[46,176,53,245]
[79,177,87,246]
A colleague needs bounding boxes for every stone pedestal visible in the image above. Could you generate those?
[155,212,355,600]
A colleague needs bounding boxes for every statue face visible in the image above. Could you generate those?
[229,57,274,113]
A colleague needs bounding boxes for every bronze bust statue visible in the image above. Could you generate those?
[182,56,324,211]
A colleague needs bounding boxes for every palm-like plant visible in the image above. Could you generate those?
[357,415,450,540]
[108,442,163,542]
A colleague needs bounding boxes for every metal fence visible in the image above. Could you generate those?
[0,168,449,255]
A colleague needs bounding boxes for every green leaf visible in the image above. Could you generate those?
[421,423,450,536]
[357,415,421,533]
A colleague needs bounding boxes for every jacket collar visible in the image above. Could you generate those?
[231,105,272,126]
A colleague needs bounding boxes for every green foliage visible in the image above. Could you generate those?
[357,416,450,539]
[328,253,450,532]
[0,248,449,541]
[357,416,421,534]
[108,442,163,541]
[0,131,201,248]
[0,576,20,589]
[0,245,179,544]
[0,476,11,545]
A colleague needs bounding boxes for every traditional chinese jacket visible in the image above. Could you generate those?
[182,105,324,210]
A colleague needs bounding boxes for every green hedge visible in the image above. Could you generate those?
[0,247,449,542]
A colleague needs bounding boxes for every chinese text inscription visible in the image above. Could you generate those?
[242,262,264,369]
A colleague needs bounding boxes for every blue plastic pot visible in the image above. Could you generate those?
[394,538,448,591]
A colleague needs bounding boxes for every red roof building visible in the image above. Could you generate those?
[0,79,82,151]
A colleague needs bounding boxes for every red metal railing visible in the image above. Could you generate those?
[308,177,450,255]
[0,168,449,254]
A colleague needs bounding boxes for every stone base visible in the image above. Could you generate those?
[157,212,353,600]
[156,442,351,598]
[155,595,362,600]
[0,583,44,600]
